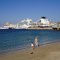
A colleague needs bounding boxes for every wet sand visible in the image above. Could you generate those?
[0,42,60,60]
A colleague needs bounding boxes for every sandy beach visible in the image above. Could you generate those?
[0,42,60,60]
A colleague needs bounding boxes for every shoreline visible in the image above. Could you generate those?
[0,41,60,60]
[0,28,60,30]
[0,40,60,55]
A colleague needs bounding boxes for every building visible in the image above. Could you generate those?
[4,22,16,29]
[16,18,33,29]
[38,17,50,27]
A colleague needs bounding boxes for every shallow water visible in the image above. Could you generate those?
[0,29,60,54]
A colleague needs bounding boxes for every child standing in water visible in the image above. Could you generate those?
[30,42,34,54]
[34,37,39,47]
[31,42,35,50]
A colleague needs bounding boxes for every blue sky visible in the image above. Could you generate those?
[0,0,60,25]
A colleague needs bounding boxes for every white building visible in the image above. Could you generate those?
[4,22,16,29]
[39,17,50,26]
[16,18,33,29]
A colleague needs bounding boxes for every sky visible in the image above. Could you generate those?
[0,0,60,25]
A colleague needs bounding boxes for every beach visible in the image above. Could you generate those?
[0,42,60,60]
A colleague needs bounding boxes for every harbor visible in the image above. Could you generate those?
[0,17,60,30]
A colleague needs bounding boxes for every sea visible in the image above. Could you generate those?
[0,29,60,54]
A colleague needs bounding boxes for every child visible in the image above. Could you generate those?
[30,42,35,54]
[31,42,35,50]
[34,37,39,47]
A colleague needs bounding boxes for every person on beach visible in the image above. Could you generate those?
[31,42,35,50]
[34,37,39,47]
[30,42,35,54]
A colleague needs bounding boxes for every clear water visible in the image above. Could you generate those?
[0,29,60,54]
